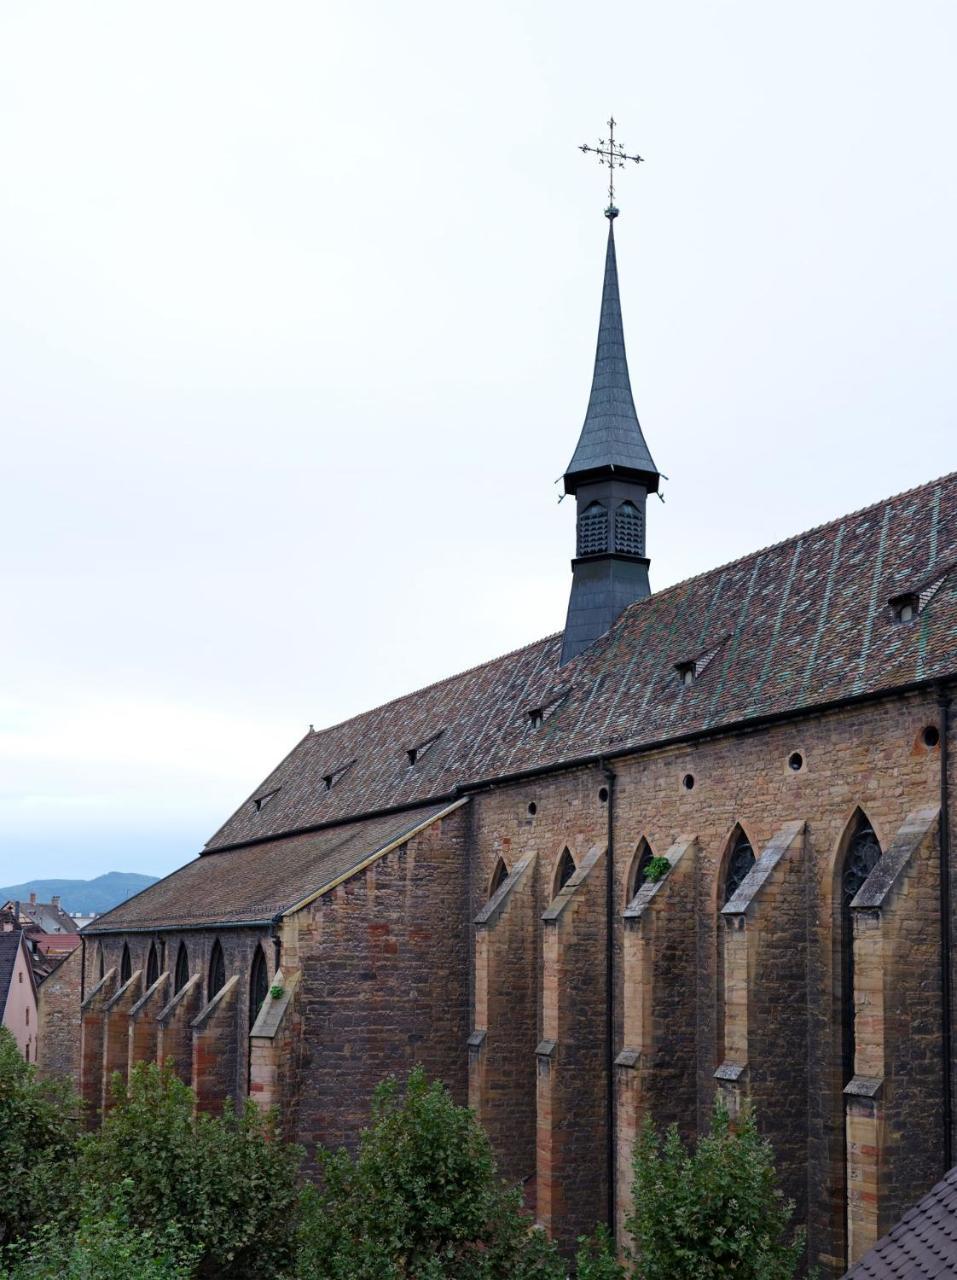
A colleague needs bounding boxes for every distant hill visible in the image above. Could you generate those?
[0,871,158,916]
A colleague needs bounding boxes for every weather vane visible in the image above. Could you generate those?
[580,117,643,219]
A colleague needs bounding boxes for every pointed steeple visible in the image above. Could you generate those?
[564,214,659,496]
[559,210,661,667]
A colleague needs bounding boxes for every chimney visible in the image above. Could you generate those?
[29,892,36,906]
[51,895,60,908]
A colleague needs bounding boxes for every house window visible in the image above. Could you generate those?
[249,946,269,1027]
[723,832,755,905]
[615,500,645,555]
[841,815,882,1082]
[174,942,189,994]
[577,502,608,556]
[208,940,226,1001]
[25,1007,29,1026]
[120,943,132,985]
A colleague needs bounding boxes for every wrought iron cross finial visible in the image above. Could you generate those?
[580,116,643,219]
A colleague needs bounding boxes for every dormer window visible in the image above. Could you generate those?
[407,731,444,767]
[890,591,919,623]
[322,760,356,791]
[253,788,280,813]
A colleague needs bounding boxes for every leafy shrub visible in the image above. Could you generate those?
[80,1062,302,1280]
[642,856,670,884]
[298,1066,565,1280]
[575,1223,625,1279]
[628,1101,805,1280]
[1,1190,195,1280]
[0,1028,79,1249]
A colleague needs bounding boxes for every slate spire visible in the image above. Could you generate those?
[560,211,660,666]
[564,213,659,496]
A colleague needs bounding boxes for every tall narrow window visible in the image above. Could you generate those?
[627,839,654,901]
[723,831,755,905]
[555,848,577,894]
[174,942,189,994]
[208,939,226,1001]
[146,943,159,988]
[577,502,608,556]
[249,946,269,1028]
[489,858,509,897]
[615,500,645,555]
[96,943,105,982]
[840,815,882,1082]
[120,943,132,985]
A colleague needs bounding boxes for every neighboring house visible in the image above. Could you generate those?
[0,893,79,935]
[843,1164,957,1277]
[0,930,39,1062]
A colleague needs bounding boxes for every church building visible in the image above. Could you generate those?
[80,184,957,1276]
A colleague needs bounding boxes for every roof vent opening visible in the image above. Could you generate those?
[528,708,544,729]
[407,731,444,767]
[322,760,357,792]
[676,661,696,687]
[526,688,570,731]
[253,789,280,813]
[891,591,920,624]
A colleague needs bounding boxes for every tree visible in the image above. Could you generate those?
[298,1067,565,1280]
[0,1027,79,1249]
[80,1062,302,1280]
[627,1102,805,1280]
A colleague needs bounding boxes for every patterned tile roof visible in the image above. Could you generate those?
[844,1165,957,1277]
[206,470,957,853]
[87,803,455,932]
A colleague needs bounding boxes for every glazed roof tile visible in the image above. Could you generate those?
[845,1164,957,1277]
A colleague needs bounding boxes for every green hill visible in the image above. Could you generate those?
[0,871,158,916]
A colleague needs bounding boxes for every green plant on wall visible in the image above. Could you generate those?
[643,855,670,883]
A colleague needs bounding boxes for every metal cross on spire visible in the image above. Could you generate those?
[580,116,643,219]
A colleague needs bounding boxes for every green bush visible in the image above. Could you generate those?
[628,1101,805,1280]
[80,1062,302,1280]
[0,1027,79,1249]
[642,857,670,884]
[1,1190,194,1280]
[298,1066,565,1280]
[575,1224,625,1279]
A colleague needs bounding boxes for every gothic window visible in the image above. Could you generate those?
[96,943,105,982]
[120,943,132,985]
[146,943,159,988]
[174,942,189,994]
[489,858,509,897]
[840,815,882,1082]
[577,502,608,557]
[723,832,755,905]
[627,839,654,901]
[209,940,226,1001]
[556,848,577,894]
[249,946,269,1028]
[615,501,645,555]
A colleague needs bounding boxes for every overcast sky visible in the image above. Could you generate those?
[2,1,955,889]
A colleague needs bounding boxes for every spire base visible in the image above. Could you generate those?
[605,204,619,220]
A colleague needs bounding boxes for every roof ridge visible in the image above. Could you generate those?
[306,630,564,740]
[626,468,957,612]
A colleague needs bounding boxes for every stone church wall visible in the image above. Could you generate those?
[36,944,82,1083]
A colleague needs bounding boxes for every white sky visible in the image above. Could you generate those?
[2,1,955,886]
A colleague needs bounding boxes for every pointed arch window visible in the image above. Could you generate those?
[556,848,577,894]
[174,942,189,994]
[615,500,645,556]
[840,815,882,1081]
[723,832,755,906]
[146,942,159,988]
[627,839,654,902]
[249,946,269,1028]
[208,939,226,1001]
[120,943,132,985]
[96,942,105,982]
[489,858,509,898]
[577,503,608,557]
